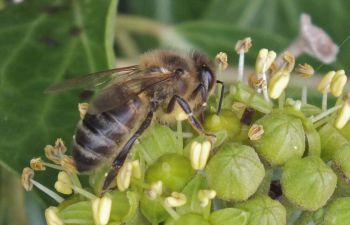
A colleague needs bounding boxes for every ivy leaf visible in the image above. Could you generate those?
[0,0,117,189]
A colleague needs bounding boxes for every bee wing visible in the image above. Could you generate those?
[45,65,140,93]
[87,71,176,114]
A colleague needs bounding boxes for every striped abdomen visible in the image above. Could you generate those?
[73,96,149,172]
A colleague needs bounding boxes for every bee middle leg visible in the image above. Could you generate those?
[101,109,154,194]
[167,95,214,137]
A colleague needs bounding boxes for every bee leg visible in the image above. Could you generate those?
[167,95,215,138]
[216,80,225,115]
[101,109,154,194]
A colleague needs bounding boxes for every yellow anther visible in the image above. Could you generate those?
[248,124,264,141]
[116,161,133,191]
[165,192,187,207]
[317,71,336,93]
[21,167,34,191]
[235,37,252,54]
[296,63,315,78]
[92,194,112,225]
[330,70,347,97]
[190,140,212,170]
[215,52,228,70]
[78,102,89,119]
[30,157,46,171]
[45,207,64,225]
[54,171,73,195]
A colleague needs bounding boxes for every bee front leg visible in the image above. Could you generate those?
[101,109,154,194]
[167,95,215,138]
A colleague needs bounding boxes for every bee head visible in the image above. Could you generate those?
[191,51,216,91]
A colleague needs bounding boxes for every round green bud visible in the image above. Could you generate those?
[109,191,138,223]
[165,213,210,225]
[145,154,195,192]
[206,143,265,201]
[237,195,286,225]
[250,112,305,166]
[140,194,169,224]
[319,123,349,161]
[333,144,350,179]
[281,156,337,211]
[204,110,241,140]
[324,197,350,225]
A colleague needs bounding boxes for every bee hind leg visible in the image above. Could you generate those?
[167,95,215,138]
[101,109,154,195]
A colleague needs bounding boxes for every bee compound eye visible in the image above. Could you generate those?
[175,68,184,76]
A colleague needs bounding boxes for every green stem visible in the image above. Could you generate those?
[311,105,342,123]
[301,85,307,105]
[72,186,97,200]
[43,162,63,170]
[278,92,285,110]
[30,179,64,203]
[322,92,328,111]
[177,120,183,150]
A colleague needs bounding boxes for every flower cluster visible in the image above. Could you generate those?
[22,36,350,225]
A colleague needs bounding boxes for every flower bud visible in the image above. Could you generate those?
[165,192,187,207]
[30,157,46,171]
[92,195,112,225]
[54,171,72,195]
[235,37,252,54]
[215,52,228,70]
[330,70,347,97]
[117,161,133,191]
[190,141,211,170]
[255,49,276,73]
[145,154,195,192]
[45,207,64,225]
[250,113,305,165]
[281,156,337,210]
[21,167,34,191]
[333,144,350,179]
[203,110,241,140]
[248,124,264,141]
[296,63,315,78]
[318,123,349,161]
[324,197,350,225]
[317,71,336,93]
[237,195,286,225]
[78,102,89,119]
[206,143,265,201]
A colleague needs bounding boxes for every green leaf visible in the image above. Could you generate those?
[237,195,286,225]
[210,208,249,225]
[0,0,117,182]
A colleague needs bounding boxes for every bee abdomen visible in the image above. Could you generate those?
[73,97,146,172]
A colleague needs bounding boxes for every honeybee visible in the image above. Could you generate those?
[46,49,224,192]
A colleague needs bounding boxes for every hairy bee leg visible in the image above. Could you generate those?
[216,80,225,115]
[167,95,215,137]
[101,110,154,194]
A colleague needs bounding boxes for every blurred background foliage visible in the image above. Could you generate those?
[0,0,349,224]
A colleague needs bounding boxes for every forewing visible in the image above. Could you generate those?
[87,71,176,114]
[45,65,140,93]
